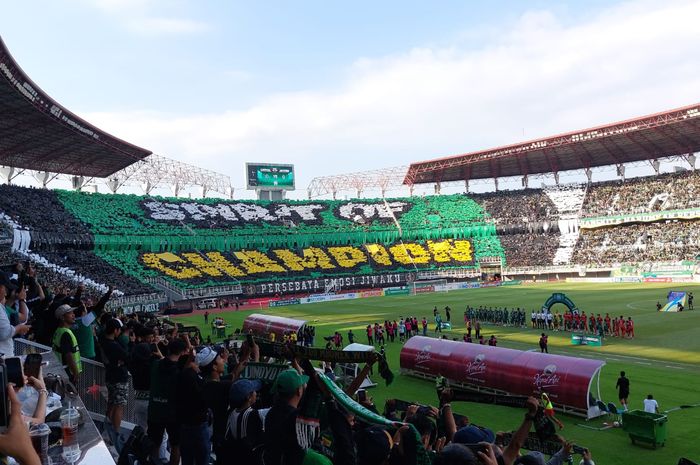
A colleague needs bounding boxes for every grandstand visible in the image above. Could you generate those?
[0,31,699,307]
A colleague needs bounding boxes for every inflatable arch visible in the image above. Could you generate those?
[542,292,578,313]
[242,313,306,340]
[400,336,605,418]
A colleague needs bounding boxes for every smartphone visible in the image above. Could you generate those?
[0,365,8,429]
[466,443,489,455]
[5,357,24,388]
[357,389,367,402]
[23,353,42,380]
[572,445,587,455]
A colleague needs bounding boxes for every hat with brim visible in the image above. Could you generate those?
[453,424,496,445]
[55,304,78,320]
[229,379,263,407]
[272,369,309,394]
[196,347,218,367]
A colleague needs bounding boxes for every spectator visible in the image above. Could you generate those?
[263,367,309,465]
[129,326,163,432]
[222,379,265,463]
[0,274,31,357]
[52,304,81,383]
[148,338,187,465]
[101,318,129,434]
[175,347,212,465]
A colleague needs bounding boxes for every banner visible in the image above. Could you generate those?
[119,302,161,314]
[140,239,475,291]
[255,273,409,296]
[359,289,384,298]
[385,287,410,296]
[643,277,673,283]
[571,334,603,347]
[269,298,301,308]
[241,362,289,382]
[414,285,435,294]
[254,339,394,385]
[501,280,523,286]
[400,336,605,411]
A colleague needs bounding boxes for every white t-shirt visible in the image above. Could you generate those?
[643,398,658,413]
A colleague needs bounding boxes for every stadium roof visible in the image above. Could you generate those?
[404,103,700,185]
[0,36,151,178]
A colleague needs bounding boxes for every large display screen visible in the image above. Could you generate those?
[246,163,295,190]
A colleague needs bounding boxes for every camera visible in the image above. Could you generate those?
[572,445,587,455]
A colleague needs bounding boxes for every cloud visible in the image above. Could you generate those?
[82,0,700,197]
[126,17,209,35]
[79,0,209,36]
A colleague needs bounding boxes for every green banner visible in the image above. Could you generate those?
[269,298,301,308]
[385,287,410,296]
[571,334,603,347]
[501,280,523,286]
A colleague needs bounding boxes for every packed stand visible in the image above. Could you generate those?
[39,250,155,296]
[571,219,700,265]
[0,185,92,238]
[581,170,700,217]
[498,234,558,267]
[471,189,556,226]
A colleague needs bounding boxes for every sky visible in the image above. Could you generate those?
[1,0,700,199]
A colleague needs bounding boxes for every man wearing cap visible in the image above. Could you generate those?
[175,347,213,465]
[0,273,31,357]
[100,318,129,434]
[263,367,309,465]
[221,378,264,463]
[200,346,233,465]
[52,304,81,383]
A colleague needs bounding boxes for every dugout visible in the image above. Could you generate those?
[400,336,606,418]
[242,313,306,340]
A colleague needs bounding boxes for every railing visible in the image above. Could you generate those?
[14,339,137,425]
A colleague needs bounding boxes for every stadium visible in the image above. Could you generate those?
[1,22,700,465]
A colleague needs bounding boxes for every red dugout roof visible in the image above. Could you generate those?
[404,103,700,185]
[0,36,151,177]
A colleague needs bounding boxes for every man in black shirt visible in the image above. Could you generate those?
[175,348,212,465]
[129,326,162,433]
[221,379,264,464]
[101,318,129,433]
[149,338,187,465]
[616,371,630,411]
[263,368,309,465]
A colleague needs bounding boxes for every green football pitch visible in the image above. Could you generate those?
[172,282,700,464]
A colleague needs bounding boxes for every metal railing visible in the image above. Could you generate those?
[13,339,137,425]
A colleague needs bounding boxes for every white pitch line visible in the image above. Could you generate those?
[665,365,685,369]
[636,361,652,365]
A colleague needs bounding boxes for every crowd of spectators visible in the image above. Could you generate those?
[581,170,700,217]
[499,234,559,267]
[39,250,155,295]
[572,219,700,265]
[472,189,556,226]
[0,185,92,237]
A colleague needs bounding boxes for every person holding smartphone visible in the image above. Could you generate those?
[0,274,32,357]
[0,387,42,465]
